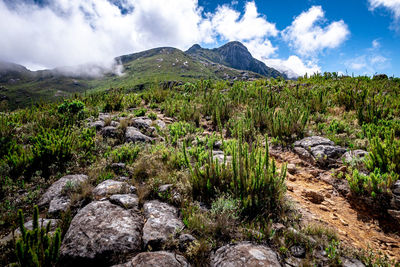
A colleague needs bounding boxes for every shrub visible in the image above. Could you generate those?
[57,100,85,115]
[134,108,147,117]
[109,143,141,164]
[15,206,61,267]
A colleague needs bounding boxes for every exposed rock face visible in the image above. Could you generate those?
[142,200,184,249]
[342,150,368,163]
[113,251,189,267]
[294,136,346,167]
[38,174,88,215]
[110,194,139,209]
[60,201,143,266]
[125,127,153,143]
[92,180,135,198]
[89,120,105,131]
[132,117,152,130]
[210,242,281,266]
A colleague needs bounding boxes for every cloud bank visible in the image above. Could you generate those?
[0,0,350,78]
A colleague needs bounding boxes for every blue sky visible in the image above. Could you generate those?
[0,0,399,77]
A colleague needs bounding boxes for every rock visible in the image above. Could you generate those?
[93,180,135,198]
[132,117,152,130]
[110,121,120,127]
[125,127,153,143]
[39,174,89,215]
[109,194,138,209]
[101,126,118,138]
[158,184,173,193]
[156,120,166,129]
[1,218,59,245]
[290,245,306,258]
[113,251,189,267]
[287,164,297,175]
[143,200,184,249]
[179,233,196,251]
[211,242,281,267]
[294,136,346,167]
[116,176,130,182]
[392,180,400,195]
[212,150,232,164]
[110,163,126,173]
[388,209,400,223]
[89,120,105,131]
[341,257,366,267]
[60,201,143,266]
[342,150,368,164]
[98,113,111,121]
[302,190,324,204]
[391,195,400,210]
[213,140,223,150]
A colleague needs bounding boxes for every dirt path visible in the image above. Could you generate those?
[271,150,400,261]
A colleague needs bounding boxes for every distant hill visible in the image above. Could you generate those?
[0,41,286,109]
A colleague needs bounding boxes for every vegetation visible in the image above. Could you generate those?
[1,73,400,265]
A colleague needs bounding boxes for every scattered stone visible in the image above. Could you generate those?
[294,136,346,167]
[39,174,89,215]
[156,120,166,129]
[109,194,139,209]
[125,127,153,143]
[271,223,285,232]
[213,140,223,150]
[287,163,297,174]
[113,251,189,267]
[101,126,118,138]
[143,200,184,249]
[89,120,105,131]
[341,257,366,267]
[132,117,152,130]
[92,180,135,198]
[342,150,368,164]
[179,233,196,251]
[60,201,143,266]
[303,190,325,204]
[158,184,173,193]
[210,242,281,267]
[290,245,306,258]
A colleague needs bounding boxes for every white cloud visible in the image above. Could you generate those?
[265,56,321,78]
[282,6,349,57]
[0,0,209,72]
[369,0,400,20]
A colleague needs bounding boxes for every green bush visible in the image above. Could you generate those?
[15,206,61,267]
[109,143,141,164]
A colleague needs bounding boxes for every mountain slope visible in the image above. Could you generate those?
[186,41,286,79]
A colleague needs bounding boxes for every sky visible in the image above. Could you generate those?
[0,0,400,78]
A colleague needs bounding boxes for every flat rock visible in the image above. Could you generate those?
[98,113,111,121]
[110,194,139,209]
[113,251,189,267]
[143,200,184,249]
[294,136,334,148]
[156,120,166,129]
[342,150,368,163]
[93,180,135,198]
[210,242,281,266]
[302,190,324,204]
[132,117,152,130]
[39,174,88,215]
[125,127,153,143]
[88,120,105,131]
[59,201,143,266]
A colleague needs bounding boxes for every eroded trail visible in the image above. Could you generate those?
[271,150,400,261]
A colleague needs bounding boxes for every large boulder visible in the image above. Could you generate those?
[88,120,105,131]
[210,242,281,266]
[142,200,184,249]
[113,251,189,267]
[110,194,139,209]
[131,117,152,130]
[59,200,143,266]
[92,180,136,199]
[125,127,153,143]
[38,174,89,215]
[294,136,346,167]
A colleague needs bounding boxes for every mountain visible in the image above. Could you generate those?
[186,41,286,79]
[0,42,286,109]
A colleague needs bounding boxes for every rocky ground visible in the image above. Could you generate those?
[2,111,400,266]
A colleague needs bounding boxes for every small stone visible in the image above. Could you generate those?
[287,174,296,181]
[287,163,297,174]
[158,184,173,193]
[109,194,139,209]
[179,233,196,251]
[290,245,306,258]
[110,163,126,173]
[302,190,325,204]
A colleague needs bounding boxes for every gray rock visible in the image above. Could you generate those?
[143,200,184,249]
[156,120,166,129]
[88,120,105,131]
[179,233,196,251]
[341,257,366,267]
[110,163,126,173]
[391,195,400,210]
[101,126,118,138]
[109,194,138,209]
[39,174,89,212]
[290,245,306,258]
[342,150,368,163]
[211,242,281,267]
[212,150,232,164]
[113,251,189,267]
[125,127,153,143]
[98,113,111,121]
[392,180,400,195]
[132,117,152,130]
[294,136,346,167]
[60,201,143,266]
[93,180,135,198]
[158,184,173,193]
[213,140,223,150]
[287,164,297,175]
[110,121,120,127]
